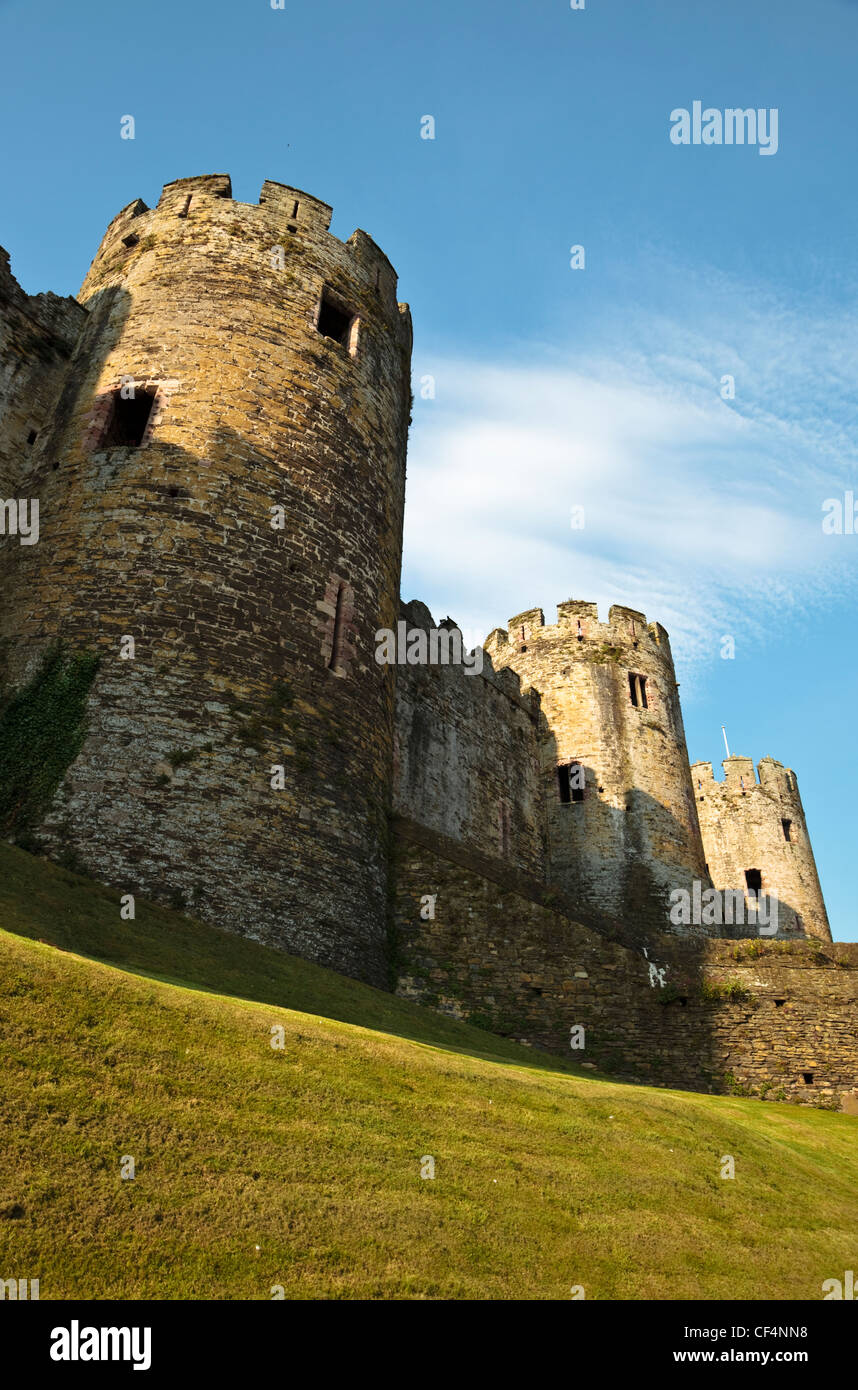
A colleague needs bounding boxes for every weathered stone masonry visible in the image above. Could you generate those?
[692,755,831,942]
[392,821,858,1110]
[0,175,411,986]
[0,174,850,1105]
[485,601,710,948]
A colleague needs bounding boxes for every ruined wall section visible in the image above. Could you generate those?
[393,823,858,1109]
[484,600,710,945]
[691,756,832,943]
[0,247,87,497]
[393,600,546,880]
[0,175,412,986]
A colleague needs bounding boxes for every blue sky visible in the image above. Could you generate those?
[1,0,856,936]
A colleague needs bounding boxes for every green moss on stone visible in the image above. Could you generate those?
[0,642,99,838]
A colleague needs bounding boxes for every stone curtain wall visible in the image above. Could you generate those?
[393,600,546,880]
[392,822,858,1109]
[0,248,86,498]
[692,756,832,943]
[484,600,710,946]
[0,176,412,986]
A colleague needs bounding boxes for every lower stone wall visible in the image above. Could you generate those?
[391,819,858,1110]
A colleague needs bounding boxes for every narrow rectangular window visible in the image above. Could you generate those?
[178,194,192,219]
[744,868,762,900]
[498,800,512,855]
[558,762,584,803]
[782,818,793,842]
[628,673,648,708]
[557,765,571,804]
[328,582,347,671]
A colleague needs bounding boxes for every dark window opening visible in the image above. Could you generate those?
[328,583,347,671]
[628,672,648,708]
[782,818,793,842]
[557,762,584,803]
[122,233,139,248]
[317,293,354,347]
[26,430,37,445]
[802,1072,814,1085]
[577,620,584,642]
[178,194,192,218]
[744,868,762,900]
[101,388,157,448]
[292,200,299,218]
[774,999,786,1007]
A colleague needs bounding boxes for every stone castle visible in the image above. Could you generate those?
[1,175,855,1109]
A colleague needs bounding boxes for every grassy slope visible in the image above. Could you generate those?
[0,842,856,1300]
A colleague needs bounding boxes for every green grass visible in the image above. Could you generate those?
[0,842,856,1300]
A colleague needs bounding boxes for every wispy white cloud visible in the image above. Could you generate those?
[402,265,858,682]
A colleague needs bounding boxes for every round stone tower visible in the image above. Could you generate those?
[484,599,710,944]
[690,755,832,941]
[0,174,412,985]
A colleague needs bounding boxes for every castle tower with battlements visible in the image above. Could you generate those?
[484,600,710,945]
[690,755,832,942]
[0,175,412,985]
[0,174,839,1031]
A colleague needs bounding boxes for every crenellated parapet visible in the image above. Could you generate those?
[484,598,709,945]
[690,755,831,941]
[0,176,413,988]
[79,175,411,355]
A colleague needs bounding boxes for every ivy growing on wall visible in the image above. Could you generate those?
[0,641,99,838]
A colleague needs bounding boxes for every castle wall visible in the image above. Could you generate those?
[393,821,858,1108]
[0,176,412,986]
[0,247,86,497]
[393,601,546,880]
[691,756,832,942]
[484,601,710,946]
